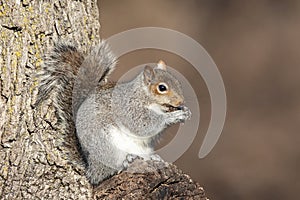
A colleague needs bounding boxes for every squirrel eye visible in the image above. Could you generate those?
[157,83,168,94]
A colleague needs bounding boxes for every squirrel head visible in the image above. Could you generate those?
[143,60,185,112]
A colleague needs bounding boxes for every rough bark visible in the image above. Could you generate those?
[0,0,99,199]
[94,160,207,200]
[0,0,208,199]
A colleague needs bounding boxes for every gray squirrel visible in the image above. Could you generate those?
[36,41,191,185]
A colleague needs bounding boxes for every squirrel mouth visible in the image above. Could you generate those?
[163,104,184,112]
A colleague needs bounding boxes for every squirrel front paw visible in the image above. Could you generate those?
[165,106,191,125]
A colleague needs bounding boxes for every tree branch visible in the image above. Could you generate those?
[94,159,208,199]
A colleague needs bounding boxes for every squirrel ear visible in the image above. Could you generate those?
[156,60,167,71]
[143,65,155,85]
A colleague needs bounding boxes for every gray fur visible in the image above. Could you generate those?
[76,66,191,185]
[36,40,191,186]
[36,43,83,131]
[72,41,117,120]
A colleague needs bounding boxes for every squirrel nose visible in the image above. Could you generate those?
[177,103,188,111]
[177,105,184,110]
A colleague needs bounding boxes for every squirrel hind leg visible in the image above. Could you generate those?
[86,159,119,185]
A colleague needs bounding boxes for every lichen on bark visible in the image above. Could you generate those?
[0,0,99,199]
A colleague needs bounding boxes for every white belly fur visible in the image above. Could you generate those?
[110,125,152,157]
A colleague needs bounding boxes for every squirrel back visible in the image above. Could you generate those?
[36,41,117,125]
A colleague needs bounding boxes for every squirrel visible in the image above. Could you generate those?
[36,40,191,185]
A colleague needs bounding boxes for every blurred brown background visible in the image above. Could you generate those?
[98,0,300,199]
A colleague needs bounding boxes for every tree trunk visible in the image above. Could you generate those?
[0,0,99,199]
[0,0,208,199]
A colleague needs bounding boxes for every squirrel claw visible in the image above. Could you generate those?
[150,154,164,162]
[122,154,141,168]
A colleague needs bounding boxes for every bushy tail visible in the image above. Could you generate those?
[72,41,117,119]
[35,41,117,126]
